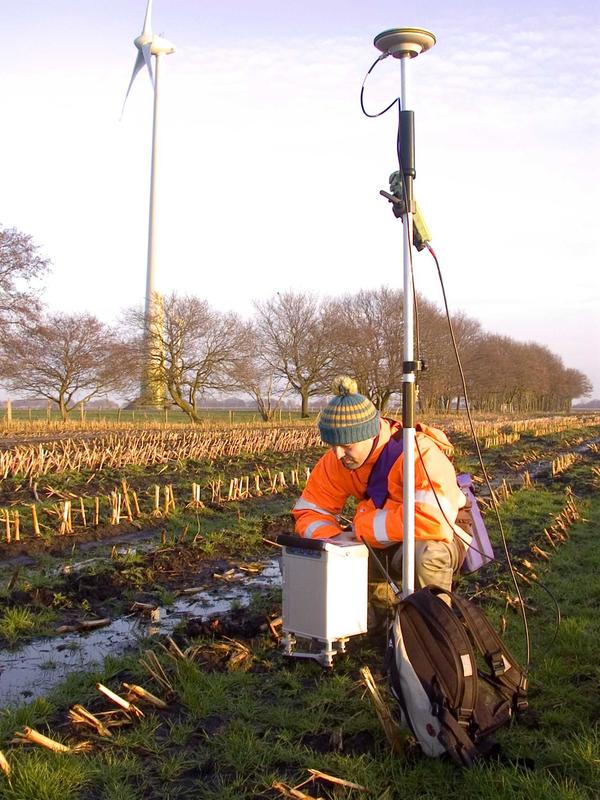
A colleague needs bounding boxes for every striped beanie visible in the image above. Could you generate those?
[318,376,380,445]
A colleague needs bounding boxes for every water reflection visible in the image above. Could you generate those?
[0,559,281,706]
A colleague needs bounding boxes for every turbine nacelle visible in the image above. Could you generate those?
[122,0,175,113]
[134,33,176,57]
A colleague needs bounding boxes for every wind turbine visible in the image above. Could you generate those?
[123,0,175,406]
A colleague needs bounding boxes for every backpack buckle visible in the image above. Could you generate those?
[490,651,506,677]
[517,696,529,712]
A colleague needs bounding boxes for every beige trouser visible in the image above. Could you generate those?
[369,537,467,607]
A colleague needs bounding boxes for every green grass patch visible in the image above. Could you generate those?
[485,486,566,548]
[0,749,93,800]
[0,607,56,646]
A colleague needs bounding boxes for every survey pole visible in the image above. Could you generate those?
[373,28,436,596]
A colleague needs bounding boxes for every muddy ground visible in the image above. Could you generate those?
[0,427,597,612]
[0,424,597,649]
[0,515,294,634]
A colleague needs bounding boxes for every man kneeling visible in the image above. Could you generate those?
[292,377,469,608]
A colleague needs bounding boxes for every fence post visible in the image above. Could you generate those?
[6,399,11,424]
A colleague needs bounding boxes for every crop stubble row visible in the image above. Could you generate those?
[0,427,323,480]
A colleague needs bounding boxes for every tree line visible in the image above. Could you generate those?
[0,224,592,422]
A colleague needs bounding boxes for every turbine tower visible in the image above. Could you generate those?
[123,0,175,406]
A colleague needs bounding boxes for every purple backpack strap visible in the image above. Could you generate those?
[456,473,495,573]
[366,433,403,509]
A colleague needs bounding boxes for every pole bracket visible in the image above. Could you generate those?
[403,359,427,374]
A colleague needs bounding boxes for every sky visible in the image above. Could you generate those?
[1,0,599,398]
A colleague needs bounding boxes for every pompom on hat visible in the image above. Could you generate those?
[318,376,380,445]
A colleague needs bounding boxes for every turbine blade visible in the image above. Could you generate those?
[142,0,153,36]
[121,50,145,116]
[142,42,155,87]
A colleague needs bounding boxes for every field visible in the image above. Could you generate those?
[0,412,598,799]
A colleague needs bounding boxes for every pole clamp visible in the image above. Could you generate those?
[403,359,427,373]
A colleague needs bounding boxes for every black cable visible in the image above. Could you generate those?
[359,50,424,418]
[359,54,422,398]
[358,533,400,597]
[414,435,496,565]
[359,49,534,670]
[360,53,398,118]
[514,569,562,656]
[413,434,559,664]
[425,243,532,670]
[361,56,423,389]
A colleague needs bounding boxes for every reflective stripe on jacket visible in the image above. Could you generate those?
[292,417,466,548]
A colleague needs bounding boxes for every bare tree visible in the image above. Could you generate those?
[227,325,290,421]
[418,301,482,412]
[0,225,49,335]
[329,288,404,413]
[460,334,593,413]
[559,368,592,410]
[126,293,247,423]
[0,312,126,420]
[254,291,338,417]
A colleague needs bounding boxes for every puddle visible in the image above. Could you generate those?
[0,559,281,707]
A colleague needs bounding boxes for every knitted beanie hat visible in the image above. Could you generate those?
[318,376,380,445]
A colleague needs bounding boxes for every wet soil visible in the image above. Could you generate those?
[0,559,283,706]
[2,534,285,618]
[0,423,597,709]
[0,522,161,564]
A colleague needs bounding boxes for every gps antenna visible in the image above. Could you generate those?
[372,28,435,597]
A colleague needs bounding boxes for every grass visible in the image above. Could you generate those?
[1,564,597,799]
[0,698,55,744]
[0,607,56,646]
[484,485,566,547]
[0,418,597,798]
[0,750,93,800]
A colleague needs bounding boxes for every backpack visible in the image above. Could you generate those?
[386,585,528,766]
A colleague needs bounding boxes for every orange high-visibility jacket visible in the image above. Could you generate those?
[292,417,466,548]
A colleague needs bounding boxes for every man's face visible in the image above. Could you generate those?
[331,437,375,470]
